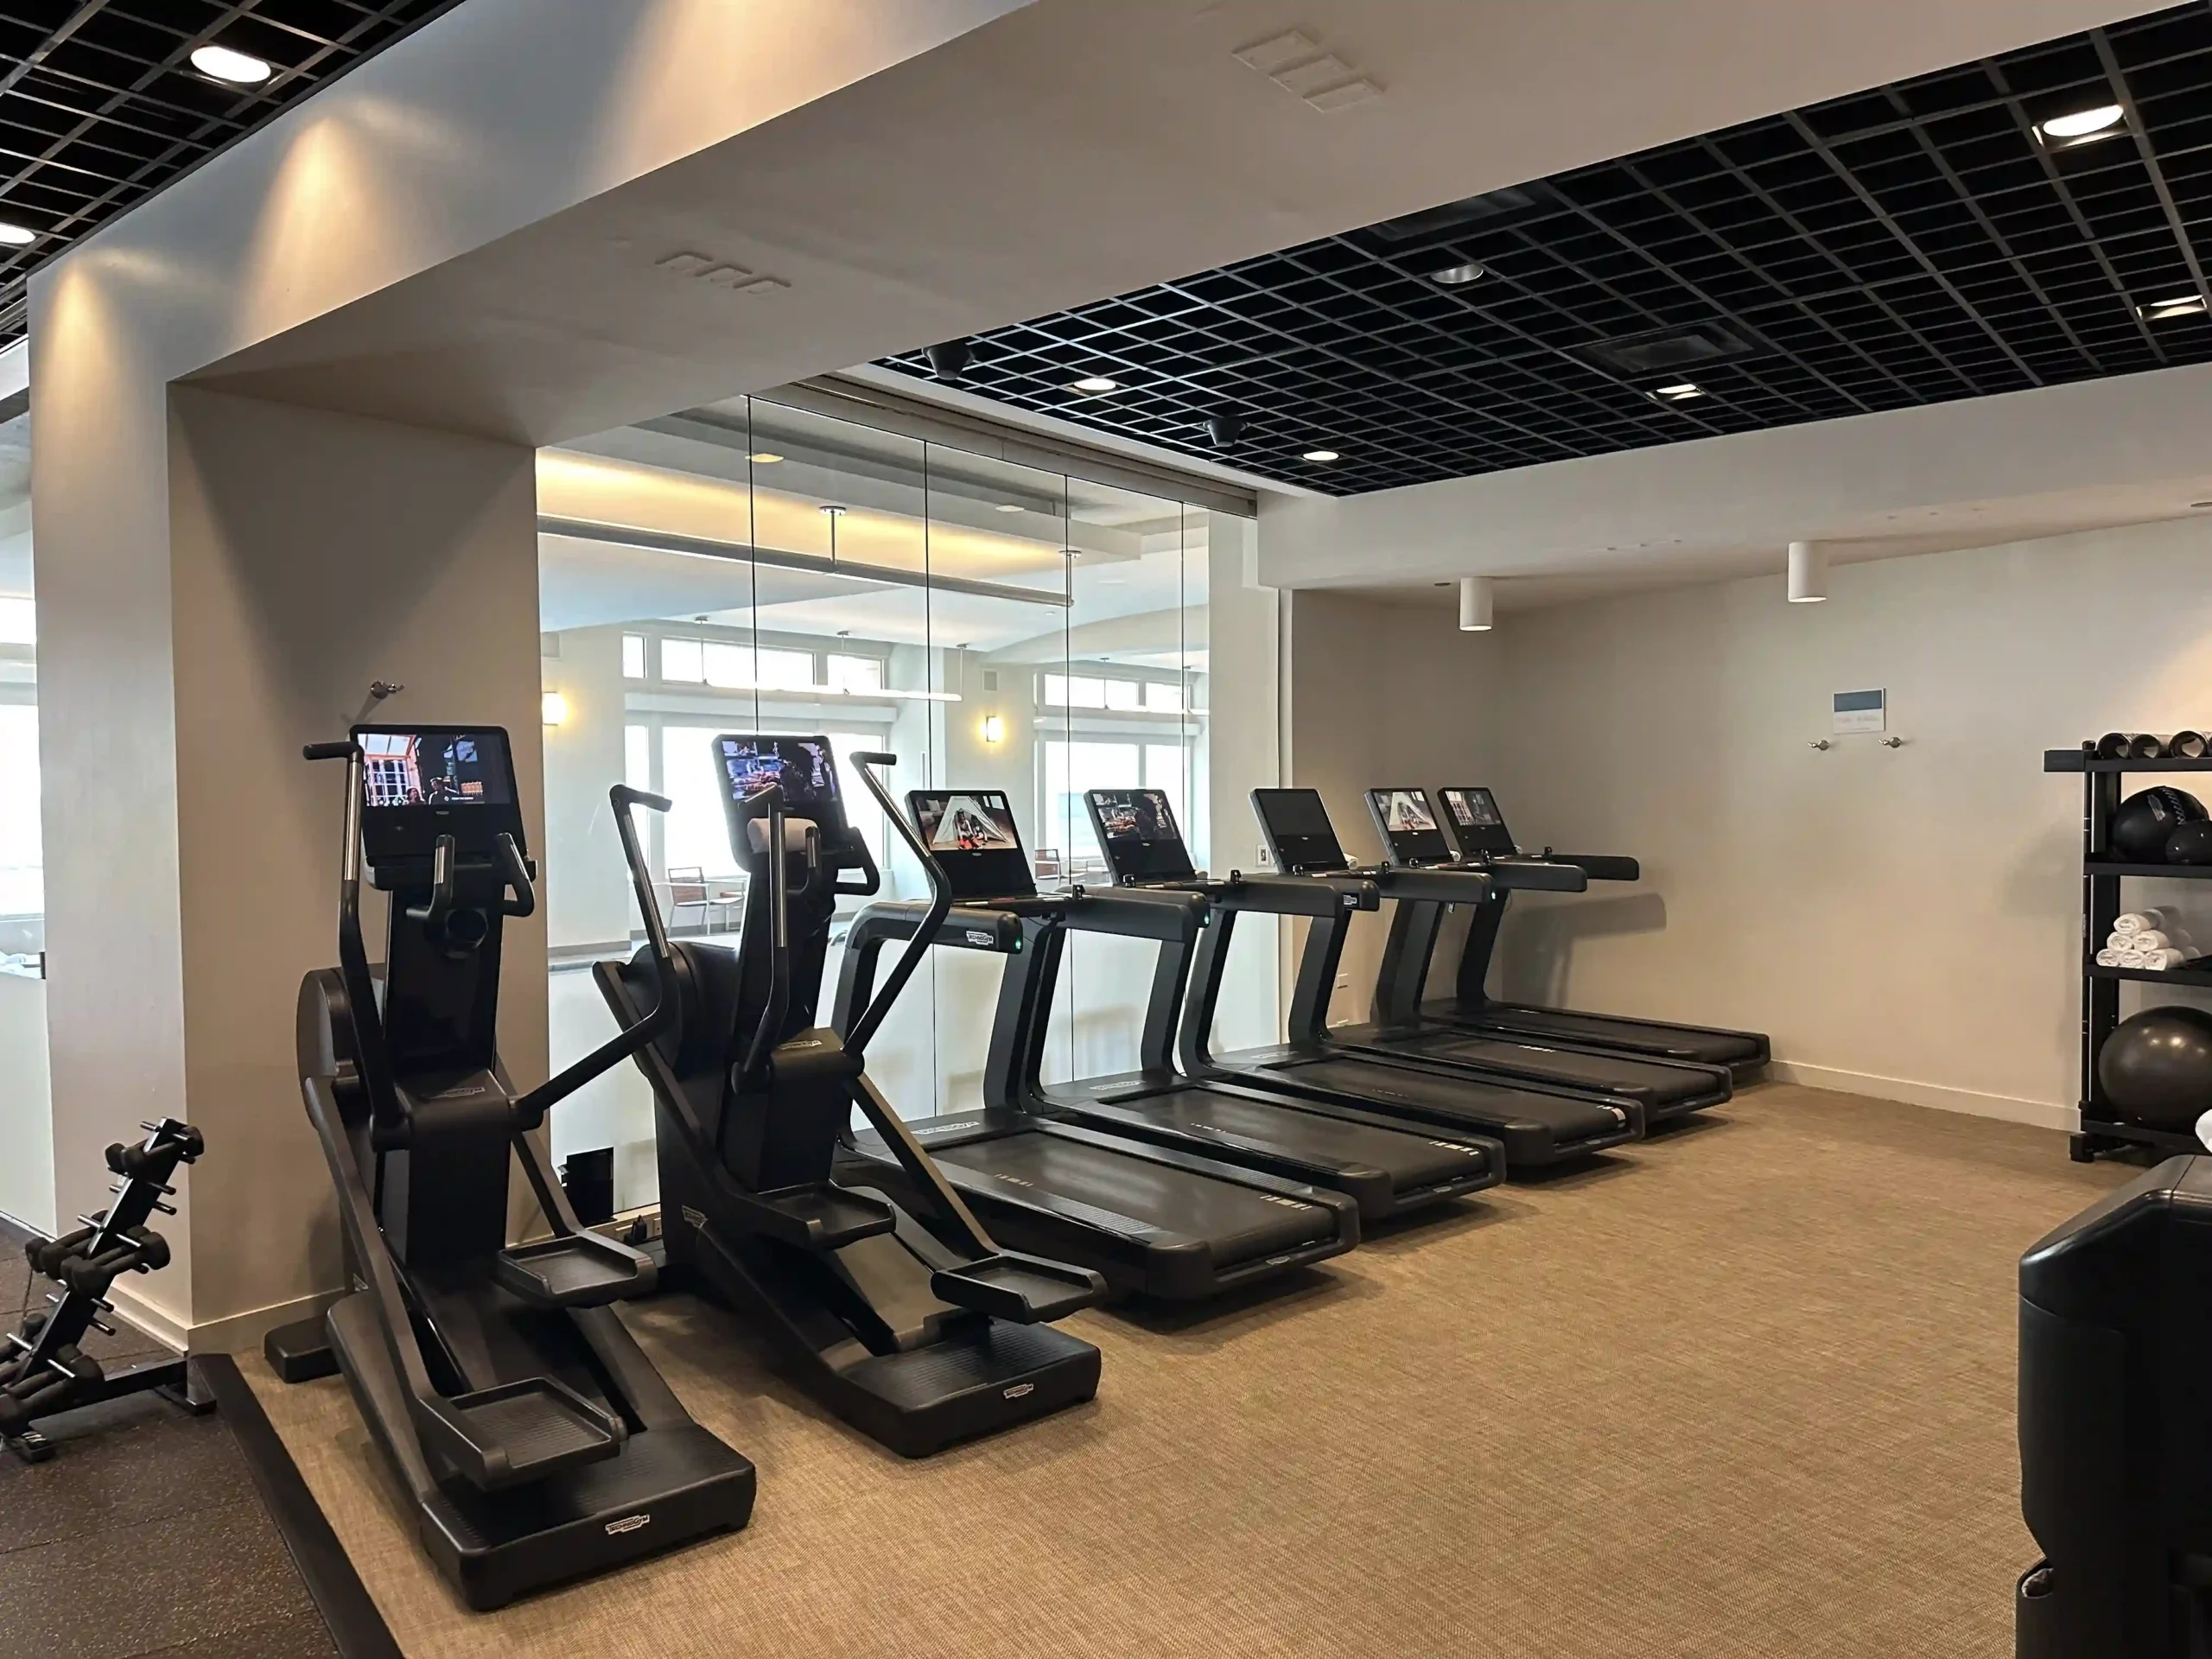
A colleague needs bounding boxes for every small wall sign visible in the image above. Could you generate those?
[1833,689,1887,734]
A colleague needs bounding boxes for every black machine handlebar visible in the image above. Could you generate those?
[302,740,357,762]
[842,752,946,1061]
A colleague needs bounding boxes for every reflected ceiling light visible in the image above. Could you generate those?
[1653,381,1704,401]
[748,451,784,464]
[2138,294,2208,321]
[191,43,274,84]
[1787,539,1827,603]
[2035,103,2124,146]
[0,222,34,247]
[995,502,1024,512]
[1459,575,1494,632]
[1301,448,1340,463]
[1070,376,1119,393]
[541,690,569,727]
[1428,262,1487,286]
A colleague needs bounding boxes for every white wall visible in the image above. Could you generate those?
[0,972,51,1232]
[1430,517,2212,1128]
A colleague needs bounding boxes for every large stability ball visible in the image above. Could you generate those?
[2110,788,2208,862]
[2099,1005,2212,1132]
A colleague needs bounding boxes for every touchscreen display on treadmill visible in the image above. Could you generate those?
[359,729,513,808]
[1369,788,1452,865]
[1440,786,1515,856]
[1086,789,1197,882]
[907,790,1035,899]
[716,734,843,817]
[1252,788,1350,873]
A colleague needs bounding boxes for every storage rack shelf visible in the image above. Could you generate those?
[2046,743,2212,1162]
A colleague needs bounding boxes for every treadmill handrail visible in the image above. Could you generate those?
[842,751,947,1060]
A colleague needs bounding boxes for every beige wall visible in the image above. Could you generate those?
[1316,518,2212,1128]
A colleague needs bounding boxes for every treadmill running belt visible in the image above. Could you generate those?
[1391,1031,1713,1105]
[1484,1006,1762,1065]
[1106,1088,1480,1189]
[935,1132,1336,1266]
[1262,1057,1627,1143]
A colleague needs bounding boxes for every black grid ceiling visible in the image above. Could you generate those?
[0,0,460,343]
[880,1,2212,495]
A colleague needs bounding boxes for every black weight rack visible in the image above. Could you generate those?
[2045,745,2212,1162]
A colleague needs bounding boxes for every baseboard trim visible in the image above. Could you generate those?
[1767,1059,2074,1131]
[200,1355,403,1659]
[158,1287,343,1358]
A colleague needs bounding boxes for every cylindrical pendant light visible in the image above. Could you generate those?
[1459,575,1494,632]
[1787,539,1827,603]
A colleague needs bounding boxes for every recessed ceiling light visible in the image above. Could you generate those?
[1428,262,1487,286]
[0,222,34,247]
[2138,294,2208,321]
[747,451,784,464]
[1653,382,1704,401]
[1302,449,1341,463]
[995,503,1023,513]
[190,43,274,85]
[2036,103,2124,144]
[1071,376,1119,393]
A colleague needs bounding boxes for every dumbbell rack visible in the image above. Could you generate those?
[2045,745,2212,1162]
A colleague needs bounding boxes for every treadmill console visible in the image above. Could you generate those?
[355,727,524,867]
[1439,786,1516,859]
[1086,789,1198,884]
[1366,788,1453,867]
[906,790,1036,900]
[1251,788,1352,874]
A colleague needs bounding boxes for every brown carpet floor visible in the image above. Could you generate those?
[241,1084,2132,1658]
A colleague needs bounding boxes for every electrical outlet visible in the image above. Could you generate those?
[1257,842,1273,865]
[1334,974,1350,991]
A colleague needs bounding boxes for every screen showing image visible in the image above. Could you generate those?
[717,734,842,817]
[1252,788,1350,874]
[1368,788,1452,865]
[908,790,1034,899]
[1440,786,1515,856]
[359,729,512,809]
[1086,789,1196,882]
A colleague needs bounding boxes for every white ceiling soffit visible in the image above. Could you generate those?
[179,0,2167,447]
[1262,355,2212,609]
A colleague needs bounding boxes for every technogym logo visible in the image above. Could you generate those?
[1002,1382,1035,1400]
[606,1514,651,1536]
[683,1205,707,1230]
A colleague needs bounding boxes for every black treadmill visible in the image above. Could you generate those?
[970,787,1504,1223]
[1419,785,1770,1083]
[830,787,1359,1300]
[1255,788,1732,1127]
[1147,816,1638,1171]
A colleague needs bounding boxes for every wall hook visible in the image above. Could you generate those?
[1881,736,1906,748]
[1808,739,1832,751]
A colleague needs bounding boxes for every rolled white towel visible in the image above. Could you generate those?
[2096,947,2127,967]
[2108,931,2139,953]
[2131,930,2183,954]
[2139,948,2189,970]
[2112,910,2173,936]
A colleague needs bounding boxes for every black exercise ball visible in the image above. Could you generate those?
[2110,787,2209,862]
[2170,820,2212,866]
[2099,1005,2212,1132]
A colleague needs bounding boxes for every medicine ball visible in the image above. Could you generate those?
[2170,820,2212,866]
[2098,1005,2212,1133]
[2110,787,2209,862]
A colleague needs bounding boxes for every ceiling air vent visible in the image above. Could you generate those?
[1371,182,1558,243]
[1578,323,1764,378]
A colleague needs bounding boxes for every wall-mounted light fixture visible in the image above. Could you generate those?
[1459,575,1494,632]
[982,715,1005,745]
[543,690,569,726]
[1787,539,1827,603]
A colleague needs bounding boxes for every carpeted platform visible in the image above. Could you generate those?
[240,1084,2130,1658]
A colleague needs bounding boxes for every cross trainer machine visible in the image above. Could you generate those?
[1412,785,1769,1082]
[832,785,1360,1300]
[594,735,1104,1458]
[1259,787,1732,1126]
[267,726,753,1610]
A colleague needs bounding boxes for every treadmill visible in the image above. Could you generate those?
[830,786,1359,1300]
[1420,785,1770,1083]
[1148,811,1641,1173]
[969,786,1506,1223]
[1255,788,1733,1127]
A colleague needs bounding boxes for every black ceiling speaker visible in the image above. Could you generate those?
[926,340,971,383]
[1206,412,1245,447]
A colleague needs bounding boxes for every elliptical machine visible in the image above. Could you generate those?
[268,726,753,1610]
[594,736,1103,1458]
